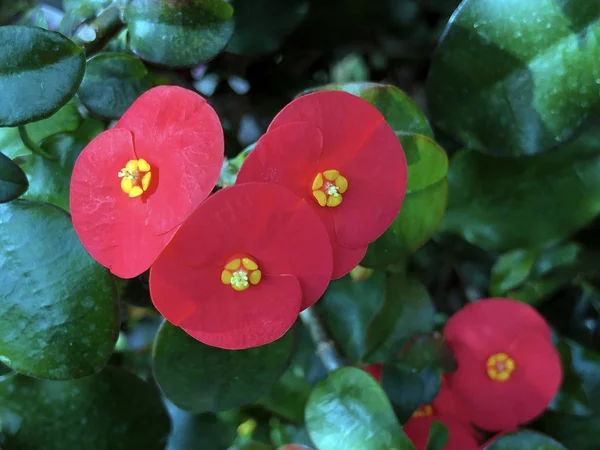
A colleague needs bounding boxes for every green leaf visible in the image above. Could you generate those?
[0,153,28,203]
[426,420,449,450]
[427,0,600,156]
[0,200,119,379]
[166,401,236,450]
[305,367,415,450]
[483,430,567,449]
[317,273,387,362]
[441,127,600,252]
[538,412,600,450]
[153,321,293,413]
[363,134,448,267]
[226,0,308,55]
[0,26,85,126]
[307,83,433,137]
[0,367,170,449]
[490,249,537,296]
[78,53,153,119]
[14,132,84,212]
[366,277,436,362]
[125,0,235,68]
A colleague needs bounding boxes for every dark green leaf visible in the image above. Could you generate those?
[227,0,308,55]
[426,420,449,450]
[308,83,433,137]
[0,200,119,379]
[153,321,293,413]
[166,401,236,450]
[490,249,537,296]
[483,430,566,449]
[125,0,235,68]
[427,0,600,156]
[363,134,448,267]
[317,272,387,362]
[367,277,436,362]
[305,367,415,450]
[78,53,153,119]
[537,412,600,450]
[0,26,85,126]
[0,153,28,204]
[15,132,84,211]
[441,127,600,252]
[0,367,170,449]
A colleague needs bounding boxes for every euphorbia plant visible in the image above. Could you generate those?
[1,0,596,449]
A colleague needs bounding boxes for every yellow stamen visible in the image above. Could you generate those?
[311,169,347,208]
[412,404,434,418]
[118,158,152,198]
[486,352,516,382]
[221,255,262,291]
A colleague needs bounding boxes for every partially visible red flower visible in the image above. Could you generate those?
[236,91,407,279]
[404,416,479,450]
[362,363,382,381]
[443,298,562,432]
[70,86,223,278]
[149,182,333,349]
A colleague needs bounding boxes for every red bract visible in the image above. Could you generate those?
[149,183,333,350]
[70,86,224,279]
[236,91,407,279]
[443,298,562,432]
[362,363,382,381]
[404,416,479,450]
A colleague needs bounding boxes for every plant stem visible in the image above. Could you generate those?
[72,2,124,54]
[299,307,345,372]
[18,127,57,161]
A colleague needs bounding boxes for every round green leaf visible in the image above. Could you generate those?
[0,200,119,379]
[426,421,449,450]
[440,127,600,252]
[0,26,85,126]
[484,430,566,449]
[305,367,415,450]
[0,367,170,449]
[125,0,235,68]
[153,321,293,413]
[227,0,308,55]
[0,153,28,203]
[308,83,433,137]
[78,53,153,119]
[427,0,600,156]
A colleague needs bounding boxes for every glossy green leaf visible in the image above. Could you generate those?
[14,133,84,212]
[367,278,436,362]
[305,367,415,450]
[125,0,235,68]
[0,26,85,126]
[490,249,537,295]
[78,53,153,119]
[538,412,600,450]
[308,83,433,137]
[363,134,448,267]
[427,0,600,156]
[484,430,566,449]
[227,0,308,55]
[166,401,236,450]
[0,367,170,449]
[426,421,449,450]
[0,200,119,379]
[153,321,293,413]
[441,127,600,252]
[0,153,28,204]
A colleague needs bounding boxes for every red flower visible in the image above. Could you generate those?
[412,376,471,425]
[70,86,224,278]
[362,363,383,381]
[149,183,333,349]
[443,298,562,432]
[236,91,407,279]
[404,416,479,450]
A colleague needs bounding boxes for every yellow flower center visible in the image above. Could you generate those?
[412,404,434,418]
[311,169,348,208]
[486,352,516,382]
[118,158,152,198]
[221,255,262,292]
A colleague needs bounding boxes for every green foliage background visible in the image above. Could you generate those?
[1,0,599,449]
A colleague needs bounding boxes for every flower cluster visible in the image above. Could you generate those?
[70,86,407,349]
[364,298,562,449]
